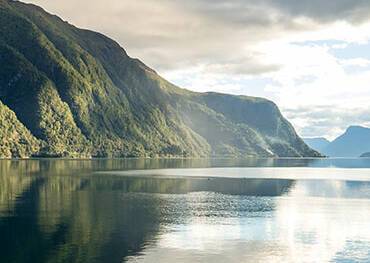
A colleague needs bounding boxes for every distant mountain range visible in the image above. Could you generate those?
[0,0,319,158]
[304,126,370,157]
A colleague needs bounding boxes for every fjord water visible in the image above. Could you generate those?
[1,159,370,262]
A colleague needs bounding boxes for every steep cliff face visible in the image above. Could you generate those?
[0,0,320,158]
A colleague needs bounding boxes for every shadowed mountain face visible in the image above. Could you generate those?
[322,126,370,157]
[0,0,319,158]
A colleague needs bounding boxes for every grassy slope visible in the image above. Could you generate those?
[0,0,320,158]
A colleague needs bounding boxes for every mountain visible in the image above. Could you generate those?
[0,101,40,158]
[303,137,330,153]
[322,126,370,157]
[0,0,320,158]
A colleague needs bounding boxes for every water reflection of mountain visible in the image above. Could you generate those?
[0,175,293,263]
[85,176,294,196]
[0,160,296,263]
[0,175,163,263]
[0,157,319,179]
[2,159,370,263]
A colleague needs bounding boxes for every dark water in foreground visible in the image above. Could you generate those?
[1,158,370,263]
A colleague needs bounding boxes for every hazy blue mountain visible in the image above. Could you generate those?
[360,152,370,158]
[323,126,370,157]
[0,0,320,158]
[303,137,331,153]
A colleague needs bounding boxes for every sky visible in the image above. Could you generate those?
[25,0,370,140]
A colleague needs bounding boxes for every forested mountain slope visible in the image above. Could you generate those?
[0,0,319,158]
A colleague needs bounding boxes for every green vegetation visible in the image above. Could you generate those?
[0,101,40,158]
[0,0,320,158]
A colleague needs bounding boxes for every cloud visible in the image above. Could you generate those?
[284,106,370,139]
[25,0,370,73]
[265,0,370,23]
[340,58,370,67]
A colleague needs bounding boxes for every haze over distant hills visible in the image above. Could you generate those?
[0,0,319,158]
[306,126,370,157]
[303,137,331,153]
[324,126,370,157]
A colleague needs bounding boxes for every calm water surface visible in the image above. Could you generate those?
[1,158,370,263]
